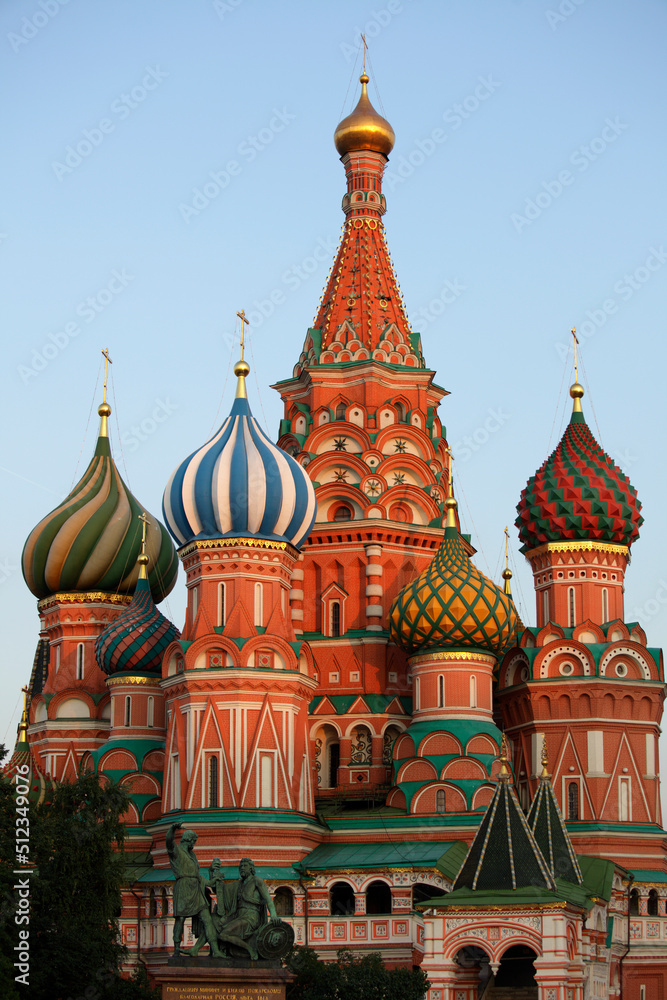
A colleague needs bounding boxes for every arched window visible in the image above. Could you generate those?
[567,781,579,820]
[629,888,639,915]
[208,756,218,808]
[602,588,609,623]
[335,403,346,421]
[330,882,355,915]
[470,674,477,709]
[648,889,659,916]
[149,889,157,918]
[191,585,199,620]
[436,789,446,814]
[218,583,226,627]
[254,582,263,627]
[414,677,420,710]
[382,726,400,766]
[124,696,131,728]
[333,505,352,522]
[366,880,391,915]
[331,601,341,637]
[568,587,576,628]
[542,590,549,626]
[147,696,154,728]
[438,675,445,708]
[395,402,406,421]
[76,643,85,680]
[55,645,61,673]
[161,888,168,917]
[274,887,294,916]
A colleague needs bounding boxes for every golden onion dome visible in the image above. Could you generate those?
[334,73,395,157]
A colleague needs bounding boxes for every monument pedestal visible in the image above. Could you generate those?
[156,958,294,1000]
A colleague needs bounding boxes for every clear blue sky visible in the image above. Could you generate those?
[2,0,666,787]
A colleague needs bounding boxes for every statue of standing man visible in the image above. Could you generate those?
[166,822,223,958]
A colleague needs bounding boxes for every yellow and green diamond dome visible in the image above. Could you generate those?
[389,525,518,657]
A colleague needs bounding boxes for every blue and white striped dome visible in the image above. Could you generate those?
[163,394,316,549]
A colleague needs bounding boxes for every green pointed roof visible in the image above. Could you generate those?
[453,774,555,893]
[528,774,583,886]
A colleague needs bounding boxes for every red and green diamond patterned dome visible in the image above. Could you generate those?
[95,572,179,675]
[516,400,643,554]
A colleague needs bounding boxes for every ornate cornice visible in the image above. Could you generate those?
[526,540,629,559]
[179,537,294,557]
[409,650,496,666]
[106,675,161,687]
[38,592,133,611]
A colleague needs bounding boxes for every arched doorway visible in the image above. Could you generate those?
[365,880,391,914]
[495,944,538,989]
[454,946,492,996]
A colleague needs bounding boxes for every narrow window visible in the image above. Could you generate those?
[648,890,659,916]
[76,643,85,680]
[55,645,61,673]
[629,888,639,915]
[436,789,446,814]
[260,754,273,807]
[567,781,579,820]
[254,582,263,627]
[470,674,477,709]
[147,696,154,728]
[438,675,444,708]
[124,696,131,728]
[415,677,420,710]
[568,587,576,628]
[274,887,294,916]
[602,588,609,622]
[331,601,341,637]
[620,777,630,822]
[191,585,199,620]
[208,756,218,808]
[170,754,181,810]
[218,583,226,627]
[335,403,346,420]
[542,590,549,626]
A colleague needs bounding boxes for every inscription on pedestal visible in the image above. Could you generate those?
[163,986,284,1000]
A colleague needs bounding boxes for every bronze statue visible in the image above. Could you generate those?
[166,823,223,958]
[216,857,282,961]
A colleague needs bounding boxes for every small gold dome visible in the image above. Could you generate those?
[234,359,250,378]
[98,402,112,417]
[334,73,395,157]
[137,553,150,566]
[502,567,513,581]
[569,381,584,400]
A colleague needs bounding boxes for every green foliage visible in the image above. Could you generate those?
[0,767,160,1000]
[286,947,429,1000]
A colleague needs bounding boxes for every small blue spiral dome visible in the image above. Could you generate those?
[162,361,317,549]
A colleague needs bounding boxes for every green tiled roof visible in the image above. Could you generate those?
[300,840,460,871]
[528,776,582,885]
[454,776,555,893]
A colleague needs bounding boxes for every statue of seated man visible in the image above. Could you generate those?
[216,857,281,961]
[166,823,223,958]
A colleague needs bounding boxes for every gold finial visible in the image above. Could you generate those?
[18,685,29,741]
[137,511,150,580]
[444,445,457,529]
[540,735,549,779]
[98,348,113,435]
[502,525,513,595]
[498,733,511,780]
[234,310,251,399]
[569,328,584,413]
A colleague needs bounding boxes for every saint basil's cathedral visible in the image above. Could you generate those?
[10,71,667,999]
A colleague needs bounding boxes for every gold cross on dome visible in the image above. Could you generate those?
[236,309,250,360]
[101,348,113,404]
[138,511,149,555]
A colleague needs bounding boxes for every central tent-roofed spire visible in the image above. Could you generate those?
[296,72,422,373]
